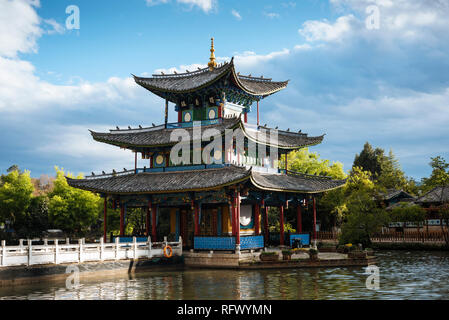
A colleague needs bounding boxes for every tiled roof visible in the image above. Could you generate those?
[133,58,288,97]
[90,117,323,149]
[250,171,347,193]
[66,167,346,195]
[415,186,449,204]
[381,189,415,201]
[90,117,240,148]
[66,165,251,194]
[242,123,324,149]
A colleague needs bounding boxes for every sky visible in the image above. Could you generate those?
[1,0,449,180]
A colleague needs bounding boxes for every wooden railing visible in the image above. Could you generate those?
[0,236,182,268]
[371,231,447,243]
[316,231,448,243]
[316,231,339,240]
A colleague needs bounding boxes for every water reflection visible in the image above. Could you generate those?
[0,251,448,300]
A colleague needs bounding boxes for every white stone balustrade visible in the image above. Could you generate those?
[0,236,182,267]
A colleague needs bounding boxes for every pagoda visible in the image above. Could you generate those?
[67,39,346,251]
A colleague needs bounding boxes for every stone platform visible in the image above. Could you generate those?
[184,249,377,269]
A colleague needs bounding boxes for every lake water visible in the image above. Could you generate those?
[1,250,448,300]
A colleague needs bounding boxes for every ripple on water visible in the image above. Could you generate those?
[1,251,449,300]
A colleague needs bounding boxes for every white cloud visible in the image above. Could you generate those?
[146,0,170,6]
[177,0,215,13]
[154,63,207,75]
[231,9,242,20]
[36,125,135,175]
[42,19,65,35]
[264,12,280,19]
[0,0,42,57]
[234,49,290,69]
[147,0,215,13]
[311,0,449,45]
[293,44,313,51]
[299,15,357,43]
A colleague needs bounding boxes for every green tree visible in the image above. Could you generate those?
[337,167,389,247]
[353,142,384,177]
[285,148,347,179]
[389,203,425,232]
[15,196,50,238]
[48,167,102,237]
[377,149,408,190]
[0,169,34,231]
[421,156,449,192]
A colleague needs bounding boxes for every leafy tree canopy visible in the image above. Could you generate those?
[421,156,449,192]
[353,142,384,177]
[48,167,102,237]
[0,169,34,228]
[285,148,347,180]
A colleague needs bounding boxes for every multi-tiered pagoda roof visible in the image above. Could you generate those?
[65,38,346,246]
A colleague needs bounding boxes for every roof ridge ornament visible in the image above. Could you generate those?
[208,37,217,71]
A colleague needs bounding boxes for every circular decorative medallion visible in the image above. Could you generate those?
[240,205,252,227]
[155,155,164,165]
[184,112,191,122]
[213,149,222,161]
[208,109,216,119]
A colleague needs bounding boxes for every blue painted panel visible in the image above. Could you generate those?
[240,235,264,250]
[289,233,310,246]
[194,235,264,250]
[194,236,235,250]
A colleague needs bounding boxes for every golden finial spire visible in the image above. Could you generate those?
[208,37,217,71]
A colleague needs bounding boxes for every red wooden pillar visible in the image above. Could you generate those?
[152,204,157,241]
[263,204,269,244]
[313,197,317,241]
[120,204,125,236]
[231,196,236,236]
[254,203,260,235]
[178,110,182,123]
[257,101,260,126]
[297,204,302,233]
[146,201,151,237]
[218,105,222,119]
[280,205,285,246]
[103,197,107,242]
[244,112,248,123]
[194,202,200,236]
[236,191,240,245]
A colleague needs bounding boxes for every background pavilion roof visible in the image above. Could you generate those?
[133,58,288,98]
[89,116,324,150]
[415,186,449,204]
[66,166,346,195]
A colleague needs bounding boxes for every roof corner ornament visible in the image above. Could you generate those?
[208,37,217,71]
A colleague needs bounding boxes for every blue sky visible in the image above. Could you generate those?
[1,0,449,180]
